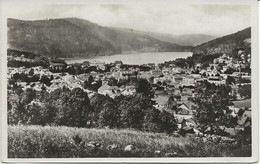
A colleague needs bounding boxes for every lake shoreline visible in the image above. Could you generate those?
[64,52,192,65]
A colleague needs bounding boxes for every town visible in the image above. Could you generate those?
[7,48,251,138]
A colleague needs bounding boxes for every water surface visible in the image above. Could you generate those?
[65,52,192,65]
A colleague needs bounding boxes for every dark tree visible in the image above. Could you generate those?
[224,67,235,74]
[194,82,232,134]
[226,76,236,85]
[98,101,119,128]
[20,88,36,105]
[28,68,34,76]
[135,79,154,98]
[46,87,92,127]
[238,84,251,99]
[40,75,51,86]
[158,110,178,134]
[107,77,118,86]
[119,93,152,130]
[163,95,177,112]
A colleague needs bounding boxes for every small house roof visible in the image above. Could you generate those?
[182,126,194,132]
[50,62,66,66]
[152,96,169,105]
[107,86,119,90]
[178,103,190,110]
[98,84,110,93]
[185,118,197,126]
[177,117,184,124]
[178,108,190,115]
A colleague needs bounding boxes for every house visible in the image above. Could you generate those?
[181,87,194,96]
[154,87,168,96]
[209,64,218,70]
[195,63,202,70]
[150,69,162,77]
[185,118,197,127]
[190,74,202,79]
[173,88,181,96]
[114,61,123,69]
[228,106,240,117]
[106,86,120,98]
[90,61,106,70]
[164,74,174,82]
[177,117,197,129]
[49,62,66,71]
[179,126,195,136]
[98,84,110,95]
[112,72,120,80]
[213,58,219,64]
[138,71,152,80]
[237,109,251,127]
[181,95,190,101]
[183,101,196,111]
[181,76,195,86]
[98,83,121,98]
[152,96,169,111]
[177,103,193,115]
[177,117,186,129]
[121,85,136,96]
[171,67,181,74]
[207,76,225,85]
[173,76,183,84]
[162,68,171,75]
[146,63,155,69]
[153,77,166,84]
[220,74,228,80]
[222,66,228,73]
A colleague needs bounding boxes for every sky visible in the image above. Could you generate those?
[2,0,252,36]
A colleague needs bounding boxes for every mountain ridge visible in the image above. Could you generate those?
[109,27,217,46]
[8,18,192,58]
[192,27,251,54]
[7,18,250,58]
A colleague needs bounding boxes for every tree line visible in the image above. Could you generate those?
[8,84,177,134]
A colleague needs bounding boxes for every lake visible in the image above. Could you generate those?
[65,52,192,65]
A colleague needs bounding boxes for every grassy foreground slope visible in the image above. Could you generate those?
[8,125,250,158]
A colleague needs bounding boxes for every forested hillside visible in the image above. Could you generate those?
[192,27,251,54]
[8,18,191,58]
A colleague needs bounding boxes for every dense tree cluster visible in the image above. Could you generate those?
[8,87,177,134]
[7,49,37,59]
[193,81,235,134]
[84,75,102,91]
[9,72,53,86]
[162,53,222,69]
[7,59,49,68]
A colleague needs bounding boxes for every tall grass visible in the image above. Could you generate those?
[8,125,251,158]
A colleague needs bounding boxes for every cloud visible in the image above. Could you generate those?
[2,1,251,36]
[192,5,250,16]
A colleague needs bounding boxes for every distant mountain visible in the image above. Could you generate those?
[8,18,249,59]
[8,18,192,58]
[172,34,217,46]
[109,27,217,46]
[192,27,251,54]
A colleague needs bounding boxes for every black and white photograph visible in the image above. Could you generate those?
[0,0,258,162]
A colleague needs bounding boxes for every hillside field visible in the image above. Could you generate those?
[8,125,251,158]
